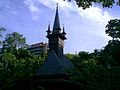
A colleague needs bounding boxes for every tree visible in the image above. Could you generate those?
[93,19,120,66]
[3,32,27,53]
[0,52,46,89]
[105,19,120,40]
[103,40,120,65]
[78,51,91,61]
[65,0,120,9]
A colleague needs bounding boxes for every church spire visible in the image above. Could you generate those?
[52,3,61,34]
[46,4,67,57]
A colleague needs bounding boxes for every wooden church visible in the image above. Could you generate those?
[30,5,82,90]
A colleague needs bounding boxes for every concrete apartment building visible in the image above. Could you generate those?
[28,42,48,55]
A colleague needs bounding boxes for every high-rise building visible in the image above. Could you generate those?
[27,42,48,55]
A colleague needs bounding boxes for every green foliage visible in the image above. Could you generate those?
[15,48,32,59]
[0,30,46,89]
[65,0,120,9]
[103,40,120,65]
[106,19,120,40]
[110,66,120,89]
[3,32,27,51]
[66,53,77,60]
[0,52,46,89]
[78,51,91,61]
[67,53,120,90]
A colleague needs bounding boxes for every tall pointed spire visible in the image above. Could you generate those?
[52,3,61,34]
[46,3,67,57]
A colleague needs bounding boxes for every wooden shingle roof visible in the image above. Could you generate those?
[36,50,74,76]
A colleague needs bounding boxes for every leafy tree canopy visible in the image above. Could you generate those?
[3,32,27,50]
[64,0,120,9]
[78,51,91,61]
[105,19,120,40]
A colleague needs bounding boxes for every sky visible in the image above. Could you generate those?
[0,0,120,54]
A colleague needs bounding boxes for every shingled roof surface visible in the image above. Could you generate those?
[36,50,74,76]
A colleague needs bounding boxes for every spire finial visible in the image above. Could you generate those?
[52,3,61,34]
[56,3,59,11]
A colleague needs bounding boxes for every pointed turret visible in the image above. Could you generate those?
[62,26,66,36]
[52,4,61,34]
[46,24,51,37]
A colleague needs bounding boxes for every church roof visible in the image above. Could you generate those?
[36,50,74,76]
[52,4,61,34]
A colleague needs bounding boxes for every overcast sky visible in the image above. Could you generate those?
[0,0,120,54]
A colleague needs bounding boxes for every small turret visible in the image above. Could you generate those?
[62,26,66,36]
[46,24,51,36]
